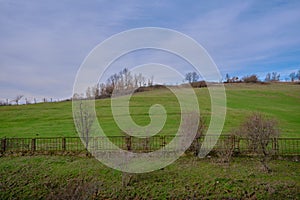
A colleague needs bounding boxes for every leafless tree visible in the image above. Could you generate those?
[186,115,206,156]
[271,72,280,82]
[225,73,230,83]
[148,75,154,86]
[238,113,279,172]
[215,134,235,166]
[86,68,152,99]
[25,98,31,105]
[265,73,271,82]
[185,72,199,83]
[289,72,296,82]
[85,87,93,99]
[13,95,23,105]
[74,101,95,149]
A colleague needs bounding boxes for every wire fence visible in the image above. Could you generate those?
[1,135,299,156]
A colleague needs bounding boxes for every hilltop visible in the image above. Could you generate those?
[0,83,299,138]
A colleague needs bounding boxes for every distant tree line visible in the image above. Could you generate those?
[2,68,299,106]
[224,69,300,83]
[0,96,64,106]
[289,70,300,82]
[73,68,154,100]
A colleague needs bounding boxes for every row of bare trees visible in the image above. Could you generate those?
[265,72,281,82]
[0,95,24,106]
[0,96,59,106]
[225,73,261,83]
[74,68,154,100]
[225,73,276,83]
[289,70,300,82]
[225,69,300,83]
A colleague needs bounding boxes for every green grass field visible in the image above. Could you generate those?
[1,83,300,199]
[0,155,299,199]
[0,83,299,138]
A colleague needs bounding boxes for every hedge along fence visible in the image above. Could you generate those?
[1,135,299,156]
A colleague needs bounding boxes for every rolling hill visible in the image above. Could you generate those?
[0,83,299,138]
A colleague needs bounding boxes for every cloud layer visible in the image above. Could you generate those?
[1,0,300,100]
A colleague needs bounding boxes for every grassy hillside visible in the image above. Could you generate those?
[0,83,299,138]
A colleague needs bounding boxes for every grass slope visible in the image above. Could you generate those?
[0,83,299,138]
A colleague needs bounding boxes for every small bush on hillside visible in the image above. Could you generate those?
[215,134,235,166]
[186,115,206,156]
[238,113,279,172]
[242,74,259,83]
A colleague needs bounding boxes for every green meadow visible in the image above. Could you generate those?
[0,83,299,138]
[0,83,300,199]
[0,156,299,199]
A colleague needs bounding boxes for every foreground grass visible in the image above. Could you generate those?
[0,83,299,138]
[0,155,299,199]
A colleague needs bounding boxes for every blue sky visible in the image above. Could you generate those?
[1,0,300,101]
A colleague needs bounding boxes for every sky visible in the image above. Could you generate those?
[1,0,300,101]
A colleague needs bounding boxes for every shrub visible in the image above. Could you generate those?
[215,134,235,166]
[242,75,259,83]
[186,115,206,156]
[238,113,279,172]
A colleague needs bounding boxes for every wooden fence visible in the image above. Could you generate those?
[1,135,299,156]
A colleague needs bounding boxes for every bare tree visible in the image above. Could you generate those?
[185,72,192,83]
[289,72,296,82]
[136,73,145,87]
[186,116,206,156]
[13,95,23,105]
[74,101,95,149]
[185,72,199,83]
[297,70,300,81]
[265,73,271,82]
[87,68,151,98]
[191,72,199,82]
[238,113,279,172]
[0,99,10,106]
[148,75,154,86]
[25,98,31,105]
[225,73,230,83]
[271,72,280,82]
[215,134,235,166]
[0,100,6,106]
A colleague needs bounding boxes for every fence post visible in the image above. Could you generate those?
[1,138,6,153]
[231,135,235,150]
[272,138,279,155]
[31,138,36,152]
[125,136,131,151]
[160,136,166,149]
[62,137,66,151]
[236,137,240,153]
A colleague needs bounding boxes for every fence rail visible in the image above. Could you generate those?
[1,135,299,156]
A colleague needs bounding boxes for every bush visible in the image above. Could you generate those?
[186,116,206,156]
[242,75,259,83]
[215,135,235,166]
[238,113,279,172]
